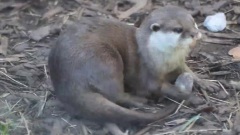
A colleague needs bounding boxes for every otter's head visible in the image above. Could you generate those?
[136,6,201,53]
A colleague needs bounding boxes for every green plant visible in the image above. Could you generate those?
[0,121,9,135]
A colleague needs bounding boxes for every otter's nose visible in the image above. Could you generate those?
[190,31,202,40]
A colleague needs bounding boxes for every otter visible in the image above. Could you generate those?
[48,5,210,135]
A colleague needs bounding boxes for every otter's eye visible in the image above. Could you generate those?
[150,23,161,32]
[173,28,183,33]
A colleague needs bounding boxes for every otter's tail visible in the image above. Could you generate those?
[69,92,177,125]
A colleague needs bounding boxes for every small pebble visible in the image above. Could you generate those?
[216,90,228,100]
[188,95,205,106]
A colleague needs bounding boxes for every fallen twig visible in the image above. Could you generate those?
[37,91,48,117]
[179,114,201,131]
[43,64,48,79]
[226,27,240,35]
[170,100,185,116]
[201,94,231,104]
[20,112,31,135]
[209,80,230,96]
[199,88,211,105]
[0,36,9,56]
[61,117,76,128]
[197,59,240,74]
[166,97,194,111]
[201,38,234,45]
[105,123,129,135]
[206,32,240,39]
[209,71,231,76]
[153,128,224,135]
[0,70,28,88]
[14,92,42,101]
[134,100,186,135]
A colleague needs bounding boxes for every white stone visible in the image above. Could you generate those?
[203,12,227,32]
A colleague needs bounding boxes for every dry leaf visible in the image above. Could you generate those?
[233,112,240,134]
[0,2,27,11]
[228,46,240,59]
[13,43,29,52]
[42,6,63,19]
[29,25,61,41]
[115,0,148,19]
[0,36,9,56]
[50,120,65,135]
[190,0,201,10]
[233,6,240,14]
[29,26,51,41]
[0,93,10,98]
[165,118,187,126]
[230,80,240,90]
[0,2,14,11]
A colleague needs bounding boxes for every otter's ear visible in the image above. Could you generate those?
[150,23,161,32]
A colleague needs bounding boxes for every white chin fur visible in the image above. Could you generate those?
[180,37,193,47]
[147,31,192,73]
[148,31,192,52]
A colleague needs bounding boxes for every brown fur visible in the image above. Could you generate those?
[48,6,199,127]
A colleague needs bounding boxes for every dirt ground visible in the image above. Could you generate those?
[0,0,240,135]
